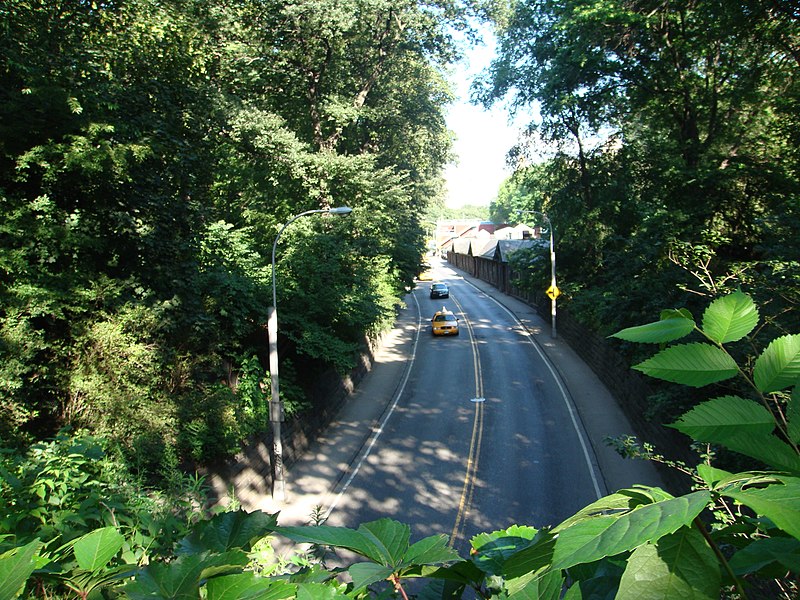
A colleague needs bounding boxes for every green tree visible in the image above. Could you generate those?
[481,0,800,339]
[0,0,488,474]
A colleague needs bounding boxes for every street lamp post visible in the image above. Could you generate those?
[517,210,558,339]
[269,206,352,501]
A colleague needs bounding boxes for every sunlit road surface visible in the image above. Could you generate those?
[322,260,604,554]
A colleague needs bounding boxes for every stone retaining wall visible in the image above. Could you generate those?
[202,334,382,506]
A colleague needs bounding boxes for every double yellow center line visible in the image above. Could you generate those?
[448,295,485,548]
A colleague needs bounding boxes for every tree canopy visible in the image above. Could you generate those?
[479,0,800,341]
[0,0,487,472]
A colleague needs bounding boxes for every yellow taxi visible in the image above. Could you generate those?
[431,307,459,336]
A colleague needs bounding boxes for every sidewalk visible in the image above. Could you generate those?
[249,264,663,527]
[250,298,422,525]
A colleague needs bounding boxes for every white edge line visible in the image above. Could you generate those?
[323,292,423,520]
[463,278,605,500]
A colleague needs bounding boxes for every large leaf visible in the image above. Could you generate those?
[347,562,393,591]
[124,551,249,600]
[179,510,279,555]
[728,536,800,575]
[701,290,759,344]
[554,487,674,533]
[616,527,719,599]
[357,518,411,565]
[671,397,800,471]
[551,492,710,570]
[471,525,538,551]
[788,386,800,445]
[420,560,485,587]
[562,558,625,599]
[633,343,738,387]
[403,534,459,566]
[206,573,296,600]
[695,464,733,489]
[753,334,800,393]
[279,519,443,569]
[471,533,541,577]
[276,524,385,564]
[502,532,556,580]
[720,476,800,541]
[295,582,350,600]
[610,315,695,344]
[723,436,800,474]
[413,577,469,600]
[0,540,41,600]
[73,527,125,572]
[669,396,775,443]
[505,567,563,599]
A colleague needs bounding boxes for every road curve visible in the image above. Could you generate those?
[321,261,604,553]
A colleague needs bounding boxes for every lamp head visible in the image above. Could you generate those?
[329,206,353,215]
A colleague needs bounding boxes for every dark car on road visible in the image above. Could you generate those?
[430,283,449,299]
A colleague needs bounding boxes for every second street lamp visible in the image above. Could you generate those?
[517,210,558,339]
[269,206,352,501]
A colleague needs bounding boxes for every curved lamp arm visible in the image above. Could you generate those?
[271,207,353,308]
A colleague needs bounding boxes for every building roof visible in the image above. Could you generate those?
[471,239,497,257]
[493,239,544,262]
[451,238,472,255]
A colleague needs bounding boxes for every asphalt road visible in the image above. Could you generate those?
[252,259,638,558]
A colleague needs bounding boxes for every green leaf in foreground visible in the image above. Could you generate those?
[205,573,296,600]
[728,536,800,576]
[670,396,800,472]
[403,534,458,566]
[670,396,775,443]
[554,486,676,533]
[505,566,563,599]
[279,519,458,572]
[616,527,719,600]
[348,562,394,591]
[753,334,800,393]
[701,290,759,344]
[179,509,279,555]
[276,524,386,564]
[633,343,738,387]
[357,518,411,565]
[551,491,711,570]
[124,551,249,599]
[0,540,42,600]
[610,315,695,344]
[501,531,556,580]
[788,386,800,445]
[470,526,538,578]
[295,581,350,600]
[720,477,800,541]
[73,527,125,572]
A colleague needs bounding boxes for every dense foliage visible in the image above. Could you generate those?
[3,292,797,598]
[481,0,800,341]
[0,0,485,473]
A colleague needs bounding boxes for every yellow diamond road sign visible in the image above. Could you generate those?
[546,285,561,300]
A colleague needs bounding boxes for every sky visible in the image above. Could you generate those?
[443,34,524,210]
